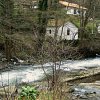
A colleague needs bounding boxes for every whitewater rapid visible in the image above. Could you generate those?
[0,57,100,86]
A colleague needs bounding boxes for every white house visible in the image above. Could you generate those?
[46,22,78,40]
[97,23,100,33]
[59,1,87,15]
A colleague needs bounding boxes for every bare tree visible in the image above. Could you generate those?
[79,0,97,39]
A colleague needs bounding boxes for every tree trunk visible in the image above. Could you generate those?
[5,37,12,61]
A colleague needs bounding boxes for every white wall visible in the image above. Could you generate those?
[98,25,100,33]
[46,27,56,37]
[46,22,78,40]
[65,7,87,16]
[58,22,78,40]
[66,7,80,15]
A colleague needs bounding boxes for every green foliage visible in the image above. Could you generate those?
[19,86,39,100]
[38,0,48,11]
[0,0,14,17]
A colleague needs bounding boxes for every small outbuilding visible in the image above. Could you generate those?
[46,21,78,40]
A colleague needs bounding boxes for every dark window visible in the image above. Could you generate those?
[78,10,80,14]
[49,30,51,34]
[74,9,77,14]
[67,29,70,35]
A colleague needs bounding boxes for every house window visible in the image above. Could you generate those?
[67,29,70,35]
[74,9,77,14]
[49,30,51,34]
[78,10,80,14]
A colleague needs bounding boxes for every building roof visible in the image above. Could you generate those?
[47,21,78,29]
[59,1,87,10]
[65,21,78,28]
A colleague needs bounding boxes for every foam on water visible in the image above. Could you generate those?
[0,57,100,86]
[61,57,100,71]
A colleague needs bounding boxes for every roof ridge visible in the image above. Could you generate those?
[59,1,87,10]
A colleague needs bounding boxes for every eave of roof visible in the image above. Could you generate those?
[59,1,87,10]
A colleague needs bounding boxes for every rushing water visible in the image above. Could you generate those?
[72,81,100,100]
[0,57,100,86]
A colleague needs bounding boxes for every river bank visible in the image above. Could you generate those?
[1,34,100,67]
[0,57,100,85]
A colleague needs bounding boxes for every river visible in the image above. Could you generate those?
[0,57,100,86]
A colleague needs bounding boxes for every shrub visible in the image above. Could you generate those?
[19,86,39,100]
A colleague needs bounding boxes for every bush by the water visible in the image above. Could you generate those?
[18,86,39,100]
